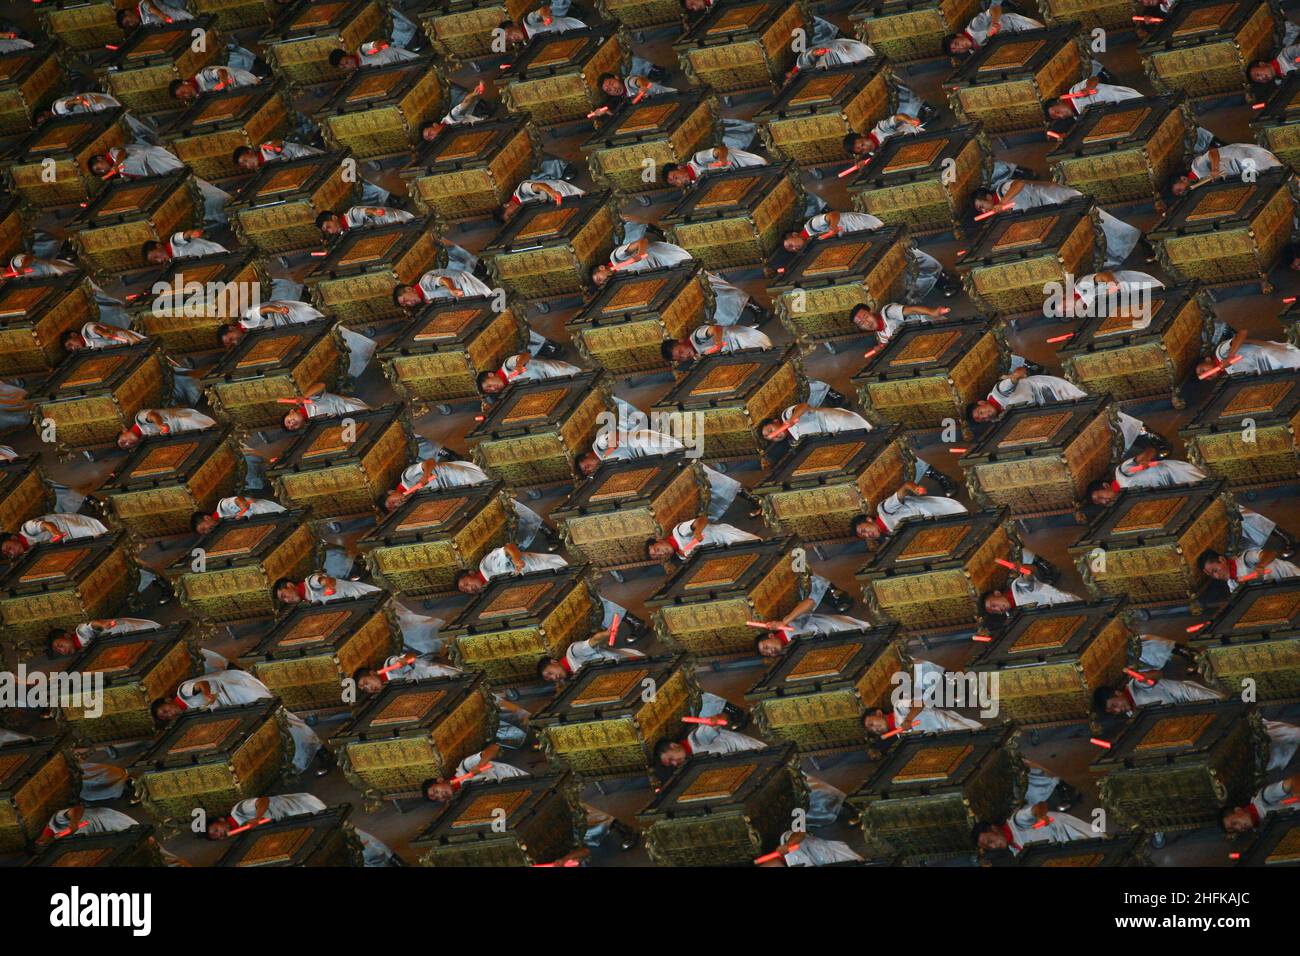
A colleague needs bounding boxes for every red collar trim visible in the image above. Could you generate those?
[296,582,307,599]
[1005,589,1016,608]
[874,516,889,535]
[1000,823,1021,851]
[1123,686,1137,710]
[173,694,189,710]
[986,395,1003,412]
[337,215,349,231]
[1273,59,1284,77]
[685,165,698,181]
[884,713,896,731]
[680,740,693,756]
[561,657,573,675]
[1228,558,1240,580]
[1248,802,1263,825]
[1110,480,1121,492]
[130,423,143,437]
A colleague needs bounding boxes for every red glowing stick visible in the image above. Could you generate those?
[974,203,1012,221]
[1059,90,1093,100]
[995,557,1033,575]
[607,613,620,646]
[1285,297,1297,304]
[226,817,268,836]
[1236,570,1261,583]
[532,858,582,867]
[683,715,728,727]
[949,447,968,454]
[1046,130,1063,140]
[1132,15,1163,22]
[863,344,883,361]
[1229,852,1241,859]
[1283,795,1298,805]
[451,763,492,785]
[768,418,795,438]
[747,621,792,632]
[1253,101,1268,110]
[971,634,993,643]
[880,718,920,740]
[1047,333,1072,344]
[1124,668,1155,686]
[586,106,610,119]
[753,849,784,864]
[837,159,869,179]
[377,655,415,676]
[105,43,118,50]
[1090,738,1112,749]
[1185,621,1209,633]
[1031,816,1053,829]
[52,821,90,838]
[310,250,328,257]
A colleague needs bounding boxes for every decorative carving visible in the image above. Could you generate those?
[1135,713,1216,751]
[679,764,756,801]
[893,744,973,783]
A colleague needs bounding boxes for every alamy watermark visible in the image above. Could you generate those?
[1,666,104,717]
[890,664,1000,719]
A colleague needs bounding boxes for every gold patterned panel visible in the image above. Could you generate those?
[0,753,29,783]
[81,640,150,675]
[690,362,756,396]
[889,330,962,367]
[127,31,182,58]
[436,129,496,162]
[706,5,762,33]
[1186,185,1250,222]
[0,286,53,320]
[480,581,552,618]
[979,39,1045,71]
[502,387,566,423]
[1235,592,1300,629]
[787,644,859,681]
[1266,828,1300,864]
[205,523,276,558]
[97,183,159,218]
[893,744,972,783]
[694,176,758,210]
[802,241,870,277]
[572,668,649,706]
[1042,853,1106,866]
[291,0,348,29]
[51,848,116,867]
[256,165,315,198]
[589,466,658,500]
[27,125,88,153]
[788,73,854,107]
[62,354,127,390]
[397,497,465,532]
[415,308,481,341]
[1135,713,1215,752]
[793,441,864,475]
[236,336,298,370]
[240,828,312,865]
[168,717,240,755]
[1010,615,1083,653]
[530,36,587,67]
[898,525,967,562]
[173,263,226,286]
[603,277,668,314]
[616,103,678,134]
[515,207,577,241]
[997,410,1071,448]
[453,789,530,827]
[192,94,255,125]
[19,549,85,584]
[345,71,403,103]
[679,764,756,801]
[884,139,947,173]
[1112,498,1183,534]
[338,232,404,267]
[1222,382,1292,419]
[992,217,1055,252]
[1172,2,1233,34]
[279,609,351,647]
[371,688,446,726]
[129,441,195,479]
[1094,308,1145,337]
[1082,107,1149,144]
[685,552,758,589]
[302,421,370,461]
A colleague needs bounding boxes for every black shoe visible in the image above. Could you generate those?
[739,488,764,519]
[610,819,640,851]
[939,272,961,297]
[740,303,769,325]
[536,339,563,358]
[1275,528,1297,560]
[1021,361,1046,375]
[622,614,647,644]
[827,586,854,614]
[927,469,960,498]
[1010,165,1036,181]
[1032,557,1060,586]
[721,701,750,731]
[647,65,669,82]
[822,387,848,408]
[1051,781,1081,812]
[539,524,563,553]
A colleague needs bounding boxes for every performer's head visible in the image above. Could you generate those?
[393,283,423,309]
[151,698,185,724]
[87,153,116,177]
[169,78,201,104]
[971,187,1000,214]
[354,666,386,695]
[1046,98,1077,121]
[1169,174,1193,197]
[597,72,625,98]
[849,303,882,333]
[862,709,891,736]
[576,451,602,477]
[966,399,1000,425]
[217,323,245,349]
[1249,60,1279,85]
[754,632,786,658]
[316,211,346,237]
[232,146,262,172]
[537,656,567,683]
[782,230,808,253]
[61,330,89,353]
[842,132,875,157]
[497,19,527,44]
[422,777,456,803]
[849,514,883,543]
[971,820,1010,851]
[942,34,975,57]
[1198,549,1232,582]
[1092,684,1132,717]
[661,338,695,364]
[1221,805,1258,834]
[589,263,614,287]
[141,240,171,265]
[191,511,220,536]
[116,9,143,30]
[1086,479,1119,507]
[116,427,143,450]
[383,489,407,513]
[981,589,1012,616]
[455,569,487,594]
[205,817,234,840]
[46,628,79,658]
[328,49,362,72]
[654,737,689,768]
[282,407,309,431]
[661,163,692,189]
[273,577,303,605]
[478,370,509,396]
[646,537,676,561]
[0,533,28,559]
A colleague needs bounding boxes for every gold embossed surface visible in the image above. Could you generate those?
[603,277,667,313]
[0,753,29,782]
[168,717,239,755]
[19,550,84,583]
[1267,828,1300,864]
[1172,2,1232,34]
[481,581,551,618]
[1113,498,1183,534]
[787,644,858,681]
[51,848,115,867]
[257,165,314,197]
[279,610,350,646]
[291,1,348,29]
[997,411,1070,448]
[789,73,854,107]
[979,39,1044,71]
[415,308,480,341]
[437,130,495,162]
[893,744,972,783]
[242,828,311,864]
[885,139,947,173]
[694,177,757,210]
[890,330,961,366]
[898,525,967,562]
[192,94,253,125]
[690,363,755,396]
[129,442,194,479]
[589,467,657,500]
[1135,713,1215,751]
[205,523,275,558]
[803,241,869,277]
[398,497,464,532]
[454,789,530,826]
[573,668,648,706]
[1236,592,1300,628]
[516,208,577,241]
[503,388,566,423]
[617,103,678,134]
[679,764,755,801]
[531,37,586,67]
[62,355,126,390]
[345,71,401,103]
[1223,382,1291,418]
[303,422,369,460]
[685,552,758,589]
[1186,185,1250,222]
[81,640,150,674]
[0,287,51,320]
[236,336,297,369]
[1011,615,1083,652]
[371,689,445,726]
[992,217,1055,252]
[707,5,761,33]
[1083,108,1149,144]
[339,232,403,267]
[793,442,862,475]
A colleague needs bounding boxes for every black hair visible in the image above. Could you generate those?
[232,145,257,165]
[327,49,350,68]
[150,698,174,722]
[978,589,1005,614]
[141,240,164,258]
[1197,548,1224,574]
[419,119,442,139]
[452,569,479,590]
[848,514,872,538]
[972,186,998,205]
[753,634,773,655]
[661,162,682,183]
[216,323,239,345]
[970,820,997,844]
[271,577,295,600]
[536,656,558,679]
[61,329,83,350]
[842,131,862,156]
[476,370,501,393]
[420,778,441,801]
[46,628,75,657]
[942,34,971,57]
[965,401,987,428]
[660,340,680,363]
[168,79,190,98]
[189,510,212,534]
[1092,685,1116,714]
[115,9,136,27]
[595,72,619,90]
[392,284,414,307]
[652,738,679,763]
[1085,479,1112,503]
[315,211,337,228]
[850,302,872,320]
